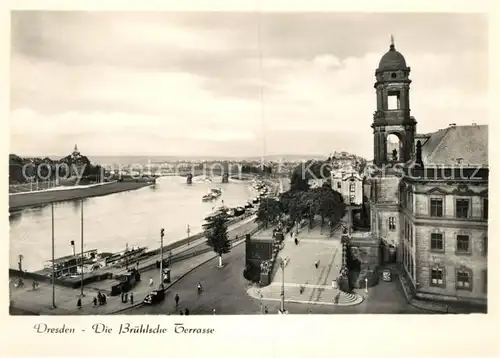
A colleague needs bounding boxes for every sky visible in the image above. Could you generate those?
[9,12,488,159]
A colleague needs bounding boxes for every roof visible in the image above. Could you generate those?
[419,124,488,167]
[378,44,408,71]
[342,172,362,181]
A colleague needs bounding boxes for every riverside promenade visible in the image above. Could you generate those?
[9,215,259,315]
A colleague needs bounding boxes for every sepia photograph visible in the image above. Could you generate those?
[8,10,488,319]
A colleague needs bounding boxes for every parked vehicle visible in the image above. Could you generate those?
[143,289,165,304]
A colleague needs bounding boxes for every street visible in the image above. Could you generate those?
[125,236,429,315]
[127,241,262,315]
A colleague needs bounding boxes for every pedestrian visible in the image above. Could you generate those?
[184,308,189,316]
[32,280,36,291]
[294,238,298,245]
[130,292,134,305]
[124,292,128,303]
[314,260,320,269]
[212,308,216,315]
[93,296,97,307]
[180,310,184,315]
[175,294,180,307]
[77,298,82,309]
[334,292,340,305]
[97,291,103,305]
[149,277,154,287]
[264,307,268,314]
[121,291,125,303]
[102,293,107,305]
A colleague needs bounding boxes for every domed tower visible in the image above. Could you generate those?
[372,37,417,167]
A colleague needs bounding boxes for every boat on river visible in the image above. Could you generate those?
[202,188,222,201]
[42,249,99,278]
[97,246,148,268]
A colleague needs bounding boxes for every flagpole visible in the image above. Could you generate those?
[51,202,56,308]
[80,199,84,297]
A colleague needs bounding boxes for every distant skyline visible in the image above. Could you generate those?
[10,12,488,158]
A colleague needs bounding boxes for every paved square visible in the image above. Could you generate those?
[248,225,363,306]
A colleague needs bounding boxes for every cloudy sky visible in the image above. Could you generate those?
[10,12,488,158]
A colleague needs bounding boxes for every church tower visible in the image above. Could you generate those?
[372,37,417,167]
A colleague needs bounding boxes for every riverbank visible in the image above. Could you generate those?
[9,180,153,211]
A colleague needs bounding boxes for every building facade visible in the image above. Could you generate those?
[331,170,363,206]
[369,40,488,305]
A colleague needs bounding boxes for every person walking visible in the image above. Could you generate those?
[149,277,154,287]
[174,294,180,307]
[77,298,82,310]
[315,260,320,269]
[334,292,340,306]
[294,237,298,246]
[184,308,189,316]
[92,296,98,307]
[212,308,216,315]
[264,307,268,314]
[130,292,134,305]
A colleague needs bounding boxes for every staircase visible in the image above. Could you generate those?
[335,291,361,305]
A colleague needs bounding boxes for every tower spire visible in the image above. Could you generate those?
[390,34,395,50]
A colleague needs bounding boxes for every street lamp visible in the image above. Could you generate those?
[159,228,165,289]
[364,278,368,293]
[258,290,263,314]
[279,257,289,314]
[51,202,56,309]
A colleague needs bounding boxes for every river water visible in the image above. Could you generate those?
[9,176,256,271]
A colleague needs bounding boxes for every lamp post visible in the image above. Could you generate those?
[51,202,56,309]
[160,228,165,289]
[258,290,263,314]
[365,278,368,293]
[279,257,288,314]
[80,199,84,297]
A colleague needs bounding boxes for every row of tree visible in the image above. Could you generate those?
[257,183,345,233]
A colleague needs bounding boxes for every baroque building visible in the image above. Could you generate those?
[368,40,488,305]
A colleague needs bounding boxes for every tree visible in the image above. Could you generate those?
[256,198,283,228]
[290,168,309,191]
[308,186,345,233]
[203,208,231,267]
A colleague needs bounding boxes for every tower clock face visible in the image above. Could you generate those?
[391,73,397,79]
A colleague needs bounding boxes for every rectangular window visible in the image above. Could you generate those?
[349,182,355,192]
[456,199,469,219]
[456,235,470,254]
[388,217,396,230]
[430,233,444,251]
[388,92,401,110]
[430,268,444,286]
[456,270,471,289]
[337,182,341,189]
[430,198,443,217]
[483,198,488,220]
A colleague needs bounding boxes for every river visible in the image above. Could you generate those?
[9,176,257,271]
